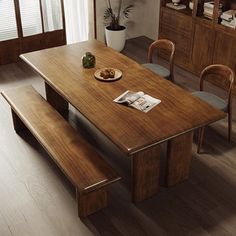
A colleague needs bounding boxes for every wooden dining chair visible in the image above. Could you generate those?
[142,39,175,82]
[192,64,235,153]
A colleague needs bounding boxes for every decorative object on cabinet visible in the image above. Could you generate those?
[220,10,236,28]
[192,64,235,153]
[142,39,175,82]
[189,0,194,10]
[172,0,181,5]
[166,2,187,10]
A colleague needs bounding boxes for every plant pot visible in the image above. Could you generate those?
[105,26,126,52]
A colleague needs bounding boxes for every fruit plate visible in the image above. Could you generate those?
[94,68,122,82]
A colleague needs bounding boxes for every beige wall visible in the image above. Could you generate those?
[143,0,160,40]
[95,0,160,42]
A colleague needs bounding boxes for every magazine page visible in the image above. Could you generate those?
[113,90,144,104]
[130,94,161,113]
[114,90,161,113]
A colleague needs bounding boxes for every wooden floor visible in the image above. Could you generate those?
[0,37,236,236]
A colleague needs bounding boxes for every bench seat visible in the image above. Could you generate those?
[1,86,120,218]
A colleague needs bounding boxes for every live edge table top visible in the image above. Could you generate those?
[20,40,225,155]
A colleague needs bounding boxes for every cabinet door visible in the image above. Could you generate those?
[213,31,236,70]
[213,31,236,95]
[192,23,215,74]
[159,8,192,69]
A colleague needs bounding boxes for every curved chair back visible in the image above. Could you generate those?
[148,39,175,81]
[200,64,235,111]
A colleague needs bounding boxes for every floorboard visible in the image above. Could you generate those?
[0,36,236,236]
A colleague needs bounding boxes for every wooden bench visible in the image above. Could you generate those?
[1,86,121,218]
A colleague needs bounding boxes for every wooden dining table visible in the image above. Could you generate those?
[20,40,225,203]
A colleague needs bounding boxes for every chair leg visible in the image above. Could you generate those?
[197,127,205,154]
[228,111,232,143]
[169,73,174,83]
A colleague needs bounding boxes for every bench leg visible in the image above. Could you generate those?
[166,131,193,187]
[132,145,161,203]
[77,188,107,218]
[45,82,69,115]
[11,109,27,133]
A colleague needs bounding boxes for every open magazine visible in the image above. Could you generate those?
[113,90,161,113]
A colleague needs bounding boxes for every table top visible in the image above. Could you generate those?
[20,40,225,155]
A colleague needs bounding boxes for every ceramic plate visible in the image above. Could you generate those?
[94,68,122,82]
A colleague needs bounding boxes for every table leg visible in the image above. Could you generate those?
[132,145,161,203]
[45,82,69,115]
[166,131,193,187]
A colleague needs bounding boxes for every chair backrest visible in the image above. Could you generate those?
[148,39,175,81]
[200,64,235,110]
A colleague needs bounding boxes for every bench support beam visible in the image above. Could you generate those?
[77,188,107,218]
[45,82,69,115]
[12,109,27,133]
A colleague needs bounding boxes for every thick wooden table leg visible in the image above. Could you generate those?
[45,82,69,115]
[11,109,27,133]
[132,145,161,203]
[77,189,107,218]
[166,131,193,187]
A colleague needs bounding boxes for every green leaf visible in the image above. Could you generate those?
[123,5,134,19]
[104,2,134,30]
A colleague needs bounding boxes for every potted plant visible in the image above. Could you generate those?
[104,0,134,52]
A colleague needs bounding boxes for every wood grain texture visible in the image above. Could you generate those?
[192,23,215,74]
[20,40,225,155]
[11,109,27,133]
[45,82,69,114]
[159,7,192,69]
[0,0,66,65]
[199,64,235,99]
[132,146,161,203]
[20,40,226,202]
[0,39,20,65]
[213,31,236,71]
[147,39,175,82]
[166,132,193,186]
[1,86,120,194]
[159,0,236,94]
[77,188,107,218]
[1,37,236,235]
[21,31,66,54]
[197,64,235,151]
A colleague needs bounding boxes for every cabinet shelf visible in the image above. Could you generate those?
[196,15,213,22]
[162,5,193,16]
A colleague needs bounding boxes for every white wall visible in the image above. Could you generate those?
[95,0,160,42]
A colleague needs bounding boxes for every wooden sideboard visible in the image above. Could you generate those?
[159,0,236,93]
